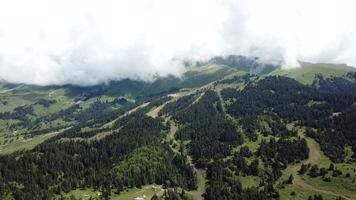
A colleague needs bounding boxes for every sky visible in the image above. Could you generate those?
[0,0,356,86]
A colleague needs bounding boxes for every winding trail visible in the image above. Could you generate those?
[285,130,355,200]
[102,102,150,128]
[190,169,206,200]
[0,85,24,94]
[165,118,206,200]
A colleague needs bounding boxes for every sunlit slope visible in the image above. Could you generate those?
[270,62,356,84]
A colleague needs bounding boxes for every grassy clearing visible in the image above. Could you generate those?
[300,169,356,198]
[278,128,356,200]
[33,99,72,117]
[39,118,72,130]
[234,133,274,154]
[213,82,245,93]
[112,185,162,200]
[0,95,33,113]
[270,62,356,84]
[146,104,165,118]
[0,87,74,148]
[279,183,336,200]
[0,131,59,155]
[188,169,206,200]
[59,185,163,200]
[298,158,356,199]
[238,176,261,189]
[58,189,99,200]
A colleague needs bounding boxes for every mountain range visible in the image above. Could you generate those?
[0,56,356,200]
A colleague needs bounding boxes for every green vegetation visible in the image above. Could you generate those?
[277,130,356,199]
[58,185,163,200]
[0,61,356,199]
[270,62,356,84]
[0,131,59,155]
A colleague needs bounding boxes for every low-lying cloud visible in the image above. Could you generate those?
[0,0,356,85]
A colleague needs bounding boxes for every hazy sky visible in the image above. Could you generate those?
[0,0,356,85]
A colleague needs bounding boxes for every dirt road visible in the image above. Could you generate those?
[285,131,355,200]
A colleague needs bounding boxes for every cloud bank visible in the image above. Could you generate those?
[0,0,356,85]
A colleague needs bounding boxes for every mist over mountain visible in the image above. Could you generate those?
[1,0,356,86]
[2,1,356,200]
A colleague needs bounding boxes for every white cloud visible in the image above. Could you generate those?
[221,0,356,68]
[0,0,356,85]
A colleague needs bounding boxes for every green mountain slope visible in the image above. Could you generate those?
[270,62,356,84]
[0,65,235,149]
[0,61,356,200]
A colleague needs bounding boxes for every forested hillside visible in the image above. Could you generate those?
[0,62,356,200]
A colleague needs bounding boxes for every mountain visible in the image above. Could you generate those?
[270,62,356,84]
[194,55,280,75]
[0,58,356,200]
